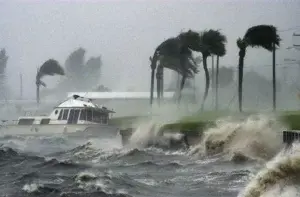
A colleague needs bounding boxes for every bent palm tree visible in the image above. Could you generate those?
[237,25,280,112]
[36,59,65,104]
[149,37,198,105]
[161,54,199,104]
[179,29,226,111]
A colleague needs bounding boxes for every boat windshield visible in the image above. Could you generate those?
[79,108,108,124]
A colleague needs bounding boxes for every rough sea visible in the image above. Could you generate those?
[1,113,300,197]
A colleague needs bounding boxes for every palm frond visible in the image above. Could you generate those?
[156,37,182,57]
[237,38,247,49]
[85,56,101,75]
[244,25,281,51]
[178,30,202,52]
[65,47,86,74]
[198,29,227,57]
[159,55,198,78]
[36,59,65,84]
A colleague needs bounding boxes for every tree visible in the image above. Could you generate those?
[85,56,102,87]
[65,47,86,76]
[237,25,280,112]
[56,48,102,94]
[36,59,65,104]
[0,49,8,100]
[149,37,198,105]
[180,29,226,111]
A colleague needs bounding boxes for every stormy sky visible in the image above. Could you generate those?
[1,0,300,99]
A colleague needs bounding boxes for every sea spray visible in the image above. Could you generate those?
[238,143,300,197]
[189,114,285,162]
[127,105,191,149]
[129,121,163,148]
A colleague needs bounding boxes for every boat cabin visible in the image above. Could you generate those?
[17,95,115,125]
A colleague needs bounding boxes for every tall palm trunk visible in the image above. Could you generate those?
[193,76,196,104]
[150,69,155,105]
[156,65,163,106]
[156,76,160,106]
[178,75,186,104]
[176,72,180,104]
[201,55,210,111]
[149,52,158,106]
[36,84,40,105]
[238,48,246,112]
[211,55,215,107]
[215,56,219,110]
[161,67,164,100]
[272,43,276,111]
[178,56,188,105]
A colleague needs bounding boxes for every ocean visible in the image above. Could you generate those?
[1,114,300,197]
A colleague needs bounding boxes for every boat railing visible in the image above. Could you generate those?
[0,120,19,126]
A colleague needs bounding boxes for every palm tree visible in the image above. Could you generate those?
[179,29,226,111]
[36,59,65,104]
[237,25,280,112]
[149,37,198,105]
[214,50,227,110]
[215,56,219,110]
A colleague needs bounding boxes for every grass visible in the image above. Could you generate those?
[110,110,300,133]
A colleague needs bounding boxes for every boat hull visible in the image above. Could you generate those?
[0,124,120,139]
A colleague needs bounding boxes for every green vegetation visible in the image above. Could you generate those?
[111,111,300,133]
[109,115,148,126]
[279,113,300,130]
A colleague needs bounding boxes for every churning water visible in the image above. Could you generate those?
[0,114,299,197]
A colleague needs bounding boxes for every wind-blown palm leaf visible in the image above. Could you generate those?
[149,36,199,105]
[36,58,65,105]
[65,47,86,75]
[85,56,102,76]
[36,59,65,85]
[155,37,182,57]
[159,55,199,78]
[198,29,227,56]
[178,30,202,52]
[244,25,281,51]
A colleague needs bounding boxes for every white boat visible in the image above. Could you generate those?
[0,95,119,137]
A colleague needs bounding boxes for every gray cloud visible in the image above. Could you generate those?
[0,0,299,98]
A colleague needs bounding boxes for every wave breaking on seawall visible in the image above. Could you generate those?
[127,121,185,149]
[189,114,286,162]
[123,113,287,163]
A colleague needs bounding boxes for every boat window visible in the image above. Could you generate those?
[62,109,69,120]
[58,109,63,120]
[67,109,75,124]
[18,118,34,125]
[79,109,87,121]
[92,110,101,123]
[102,114,108,124]
[40,118,50,125]
[86,109,92,121]
[73,109,80,124]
